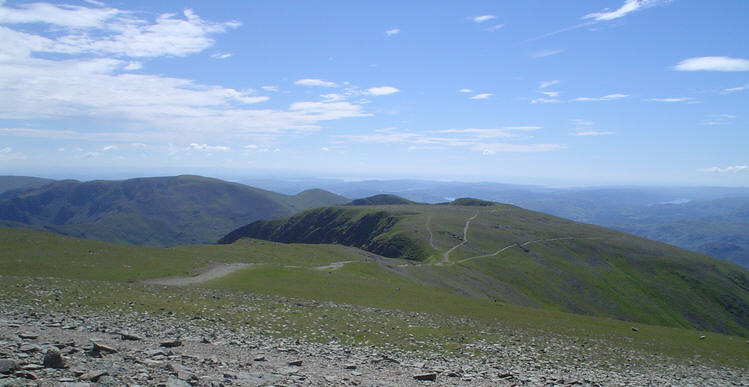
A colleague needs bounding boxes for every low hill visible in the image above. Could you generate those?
[220,200,749,336]
[0,175,348,246]
[348,194,415,206]
[0,175,54,194]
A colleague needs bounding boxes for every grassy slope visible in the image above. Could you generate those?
[0,175,348,246]
[1,227,747,367]
[221,202,749,336]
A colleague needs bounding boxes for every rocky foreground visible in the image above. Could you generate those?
[1,302,747,387]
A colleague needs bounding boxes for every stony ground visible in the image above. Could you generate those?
[1,298,747,387]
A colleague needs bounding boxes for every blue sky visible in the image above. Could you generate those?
[0,0,748,185]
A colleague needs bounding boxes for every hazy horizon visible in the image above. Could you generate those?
[1,1,748,186]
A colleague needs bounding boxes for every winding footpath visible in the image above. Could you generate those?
[438,212,478,265]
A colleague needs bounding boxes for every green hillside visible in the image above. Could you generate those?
[0,175,348,246]
[221,201,749,336]
[1,226,747,369]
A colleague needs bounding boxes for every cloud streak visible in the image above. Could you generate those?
[698,166,748,173]
[673,57,749,72]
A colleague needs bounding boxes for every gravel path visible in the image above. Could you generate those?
[141,263,251,286]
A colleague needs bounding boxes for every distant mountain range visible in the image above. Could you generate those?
[0,175,348,246]
[220,196,749,336]
[241,177,749,268]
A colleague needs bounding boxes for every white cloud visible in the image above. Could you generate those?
[570,118,615,136]
[337,126,559,154]
[459,88,473,93]
[0,2,122,28]
[471,15,496,23]
[187,143,230,152]
[722,84,749,94]
[320,93,346,102]
[320,147,330,151]
[531,98,559,104]
[0,146,11,153]
[470,93,492,100]
[102,145,118,151]
[385,28,400,36]
[538,80,559,89]
[486,24,504,31]
[540,91,559,97]
[698,114,736,126]
[645,97,693,102]
[697,165,748,173]
[673,57,749,72]
[211,52,232,59]
[364,86,399,96]
[573,130,615,136]
[575,93,629,102]
[261,85,279,92]
[294,78,338,87]
[583,0,665,21]
[532,49,564,58]
[123,62,142,71]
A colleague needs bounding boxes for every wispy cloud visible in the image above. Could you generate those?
[527,0,669,42]
[697,165,748,173]
[574,93,629,102]
[673,57,749,72]
[698,114,736,126]
[364,86,399,96]
[721,84,749,94]
[531,98,560,104]
[261,85,279,92]
[294,78,338,87]
[187,143,230,152]
[211,52,232,59]
[471,93,492,100]
[570,118,615,136]
[486,24,504,32]
[459,88,473,93]
[645,97,694,103]
[471,15,496,23]
[538,80,560,89]
[583,0,665,21]
[385,28,400,36]
[336,126,561,154]
[532,49,564,58]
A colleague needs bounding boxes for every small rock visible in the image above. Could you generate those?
[17,332,37,340]
[631,327,639,332]
[160,339,182,348]
[413,373,437,381]
[0,359,18,374]
[699,335,706,340]
[79,370,108,382]
[344,364,357,370]
[92,342,117,354]
[288,360,303,366]
[166,376,191,387]
[43,349,66,369]
[119,332,143,341]
[253,355,266,362]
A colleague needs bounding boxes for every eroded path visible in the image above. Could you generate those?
[457,237,605,265]
[439,212,478,265]
[142,263,251,286]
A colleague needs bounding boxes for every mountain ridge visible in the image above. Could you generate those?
[0,175,348,246]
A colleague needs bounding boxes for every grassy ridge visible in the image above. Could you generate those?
[220,202,749,336]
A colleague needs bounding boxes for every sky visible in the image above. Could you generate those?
[0,0,748,186]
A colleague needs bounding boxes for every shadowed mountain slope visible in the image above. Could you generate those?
[0,175,347,246]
